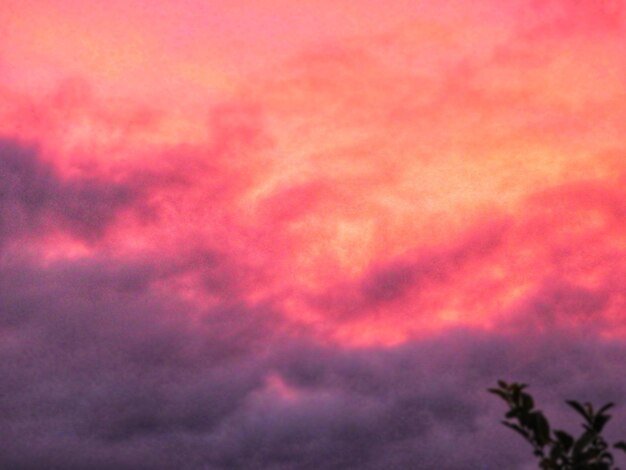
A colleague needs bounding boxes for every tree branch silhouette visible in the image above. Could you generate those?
[489,381,626,470]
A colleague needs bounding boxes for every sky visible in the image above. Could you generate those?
[0,1,625,468]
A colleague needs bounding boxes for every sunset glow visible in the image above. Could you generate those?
[1,1,625,468]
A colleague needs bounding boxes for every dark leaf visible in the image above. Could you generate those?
[594,414,611,433]
[506,409,521,419]
[554,430,574,451]
[550,442,563,461]
[573,431,595,460]
[521,392,534,411]
[597,403,615,416]
[567,400,592,424]
[533,412,551,446]
[488,388,509,402]
[502,421,531,441]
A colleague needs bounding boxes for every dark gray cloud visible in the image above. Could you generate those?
[0,250,275,469]
[2,242,626,470]
[0,137,141,245]
[1,136,625,469]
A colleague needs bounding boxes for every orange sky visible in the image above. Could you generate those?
[1,0,624,345]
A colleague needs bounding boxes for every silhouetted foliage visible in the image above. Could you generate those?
[489,381,626,470]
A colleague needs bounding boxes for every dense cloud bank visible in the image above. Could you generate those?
[2,252,626,469]
[1,138,626,469]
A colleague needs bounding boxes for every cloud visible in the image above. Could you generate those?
[0,242,280,468]
[276,173,626,349]
[0,137,143,245]
[3,256,626,470]
[0,149,624,469]
[0,1,625,468]
[308,218,507,320]
[523,0,625,38]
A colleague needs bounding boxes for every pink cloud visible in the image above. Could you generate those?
[1,0,626,467]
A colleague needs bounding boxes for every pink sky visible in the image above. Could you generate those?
[1,1,625,467]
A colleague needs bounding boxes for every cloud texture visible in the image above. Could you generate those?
[1,0,626,468]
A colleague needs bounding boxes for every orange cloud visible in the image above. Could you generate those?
[1,0,624,346]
